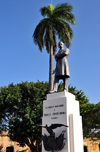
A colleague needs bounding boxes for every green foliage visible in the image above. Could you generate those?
[0,81,49,152]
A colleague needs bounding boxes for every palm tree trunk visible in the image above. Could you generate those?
[49,45,53,91]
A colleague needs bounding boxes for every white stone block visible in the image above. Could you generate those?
[47,91,75,100]
[42,91,83,152]
[69,114,83,152]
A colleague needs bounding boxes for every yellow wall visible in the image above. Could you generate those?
[84,138,100,152]
[0,131,30,152]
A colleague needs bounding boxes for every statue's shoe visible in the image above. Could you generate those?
[49,90,57,93]
[63,89,68,92]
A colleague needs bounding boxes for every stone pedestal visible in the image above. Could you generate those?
[42,91,83,152]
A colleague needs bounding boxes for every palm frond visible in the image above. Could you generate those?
[52,3,76,25]
[44,22,55,53]
[48,4,54,11]
[44,28,57,54]
[53,3,73,13]
[44,26,50,53]
[40,4,54,18]
[44,35,50,54]
[53,18,73,48]
[52,28,57,54]
[33,18,50,52]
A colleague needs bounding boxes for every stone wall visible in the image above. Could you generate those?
[83,138,100,152]
[0,131,30,152]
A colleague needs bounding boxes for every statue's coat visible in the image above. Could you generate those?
[55,48,70,78]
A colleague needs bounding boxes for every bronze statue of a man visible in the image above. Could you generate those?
[50,41,70,93]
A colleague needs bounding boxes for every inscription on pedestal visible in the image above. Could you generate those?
[43,102,66,120]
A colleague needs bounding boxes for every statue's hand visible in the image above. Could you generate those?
[52,69,56,74]
[55,55,58,61]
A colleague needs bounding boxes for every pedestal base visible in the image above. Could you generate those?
[42,91,83,152]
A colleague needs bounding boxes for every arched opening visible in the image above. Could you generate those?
[99,143,100,151]
[84,145,88,152]
[6,146,14,152]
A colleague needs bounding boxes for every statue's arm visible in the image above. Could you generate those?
[56,49,69,59]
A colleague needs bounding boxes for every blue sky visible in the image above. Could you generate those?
[0,0,100,104]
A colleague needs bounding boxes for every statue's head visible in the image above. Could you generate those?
[58,41,64,49]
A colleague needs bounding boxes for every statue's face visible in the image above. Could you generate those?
[58,42,64,48]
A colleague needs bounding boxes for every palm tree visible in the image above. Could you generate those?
[33,3,76,91]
